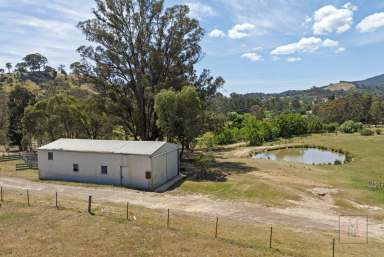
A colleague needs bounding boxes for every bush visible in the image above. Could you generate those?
[197,132,216,148]
[359,128,374,136]
[272,113,307,138]
[338,120,363,133]
[240,115,279,146]
[376,129,382,135]
[214,128,234,145]
[323,122,339,133]
[306,115,324,133]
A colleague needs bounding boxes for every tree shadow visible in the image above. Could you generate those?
[177,155,257,184]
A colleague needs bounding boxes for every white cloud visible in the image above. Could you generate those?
[187,2,216,19]
[312,3,357,35]
[271,37,340,55]
[322,38,339,48]
[271,37,322,55]
[287,57,302,62]
[241,52,263,62]
[16,16,76,36]
[356,12,384,33]
[228,23,256,39]
[209,29,226,38]
[336,47,346,53]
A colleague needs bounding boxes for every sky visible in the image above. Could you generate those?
[0,1,384,94]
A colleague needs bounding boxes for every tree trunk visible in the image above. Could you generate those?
[180,143,185,161]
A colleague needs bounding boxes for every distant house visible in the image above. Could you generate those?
[38,139,179,191]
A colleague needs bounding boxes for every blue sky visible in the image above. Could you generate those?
[1,0,384,93]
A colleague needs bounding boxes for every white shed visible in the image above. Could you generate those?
[38,139,180,191]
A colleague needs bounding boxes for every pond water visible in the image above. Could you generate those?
[253,148,346,165]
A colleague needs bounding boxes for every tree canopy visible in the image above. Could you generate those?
[155,86,202,157]
[22,53,48,72]
[77,0,222,140]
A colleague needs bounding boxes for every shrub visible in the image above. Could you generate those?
[240,116,264,146]
[338,120,363,133]
[197,132,216,148]
[376,129,382,135]
[306,115,324,133]
[334,160,343,165]
[272,113,307,138]
[323,122,339,133]
[359,128,374,136]
[214,128,234,145]
[247,130,264,146]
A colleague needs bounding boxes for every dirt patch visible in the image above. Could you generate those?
[1,176,384,240]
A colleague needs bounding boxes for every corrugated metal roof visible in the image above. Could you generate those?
[38,139,172,156]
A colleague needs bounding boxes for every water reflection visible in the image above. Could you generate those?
[253,148,346,165]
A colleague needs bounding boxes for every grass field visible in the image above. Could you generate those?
[179,133,384,212]
[0,188,383,257]
[1,133,384,256]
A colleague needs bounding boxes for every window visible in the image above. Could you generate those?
[101,166,108,175]
[73,164,79,172]
[48,152,53,161]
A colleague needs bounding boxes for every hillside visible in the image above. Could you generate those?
[271,73,384,98]
[324,82,356,92]
[353,74,384,88]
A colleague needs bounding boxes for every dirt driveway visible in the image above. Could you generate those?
[1,176,384,239]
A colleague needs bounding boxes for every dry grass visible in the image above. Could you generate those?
[179,133,384,212]
[0,188,383,257]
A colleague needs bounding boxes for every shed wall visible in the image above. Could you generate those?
[38,150,152,190]
[151,149,178,188]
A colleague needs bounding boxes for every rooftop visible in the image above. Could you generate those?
[38,139,173,156]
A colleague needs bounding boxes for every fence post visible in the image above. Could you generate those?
[269,227,273,248]
[27,189,30,207]
[0,186,3,202]
[215,217,219,238]
[167,209,170,228]
[126,202,129,220]
[55,192,58,209]
[332,238,335,257]
[88,196,92,214]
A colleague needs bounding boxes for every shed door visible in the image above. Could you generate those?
[120,166,129,187]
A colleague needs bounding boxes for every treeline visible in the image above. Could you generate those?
[197,111,380,148]
[0,0,225,156]
[198,113,325,147]
[1,0,384,155]
[314,92,384,124]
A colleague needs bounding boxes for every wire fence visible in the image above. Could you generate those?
[0,185,345,257]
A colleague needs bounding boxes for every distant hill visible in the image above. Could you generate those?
[353,74,384,88]
[324,82,355,92]
[270,73,384,98]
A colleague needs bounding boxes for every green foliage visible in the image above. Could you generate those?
[23,53,48,72]
[359,128,374,136]
[272,113,307,138]
[323,122,339,133]
[196,132,216,148]
[376,129,382,135]
[155,86,203,156]
[240,116,276,146]
[226,112,245,129]
[306,115,323,133]
[214,127,241,145]
[338,120,363,133]
[7,86,35,147]
[22,94,113,145]
[77,0,222,140]
[316,92,372,123]
[370,100,384,124]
